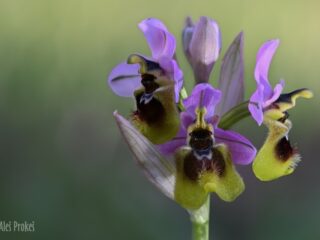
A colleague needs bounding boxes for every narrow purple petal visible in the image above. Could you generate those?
[157,127,187,155]
[216,32,244,116]
[263,79,285,107]
[157,111,193,155]
[138,18,176,60]
[180,111,194,130]
[182,16,194,57]
[254,39,280,96]
[248,84,264,125]
[158,58,183,102]
[183,83,221,119]
[108,62,141,97]
[215,128,256,165]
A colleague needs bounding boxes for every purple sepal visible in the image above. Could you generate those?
[215,127,256,165]
[216,32,244,116]
[108,62,141,97]
[183,83,221,119]
[249,39,285,125]
[138,18,176,61]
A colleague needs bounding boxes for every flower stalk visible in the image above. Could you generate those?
[189,197,210,240]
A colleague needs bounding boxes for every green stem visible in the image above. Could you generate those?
[218,101,251,130]
[189,197,210,240]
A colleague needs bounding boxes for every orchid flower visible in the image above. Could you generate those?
[108,18,183,101]
[108,18,183,144]
[159,84,256,209]
[248,40,313,181]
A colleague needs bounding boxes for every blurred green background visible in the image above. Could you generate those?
[0,0,319,239]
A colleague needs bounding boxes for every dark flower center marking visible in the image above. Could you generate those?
[141,74,159,94]
[133,73,165,124]
[189,128,214,151]
[278,112,289,123]
[275,88,309,104]
[134,92,165,125]
[144,59,161,72]
[275,137,294,161]
[184,128,225,181]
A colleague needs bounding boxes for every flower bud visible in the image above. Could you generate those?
[182,16,221,84]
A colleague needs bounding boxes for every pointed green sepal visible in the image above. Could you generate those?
[114,111,175,199]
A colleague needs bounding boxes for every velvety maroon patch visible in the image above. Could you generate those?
[189,128,213,150]
[134,93,165,125]
[183,147,226,181]
[275,137,294,161]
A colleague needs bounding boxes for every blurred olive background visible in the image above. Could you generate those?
[0,0,319,239]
